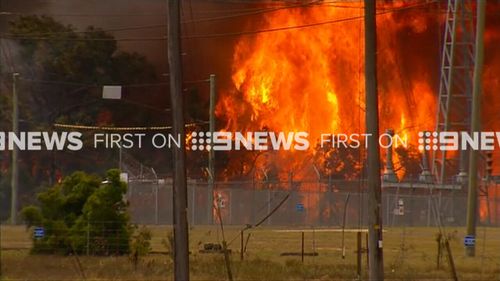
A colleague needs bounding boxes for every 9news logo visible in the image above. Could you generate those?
[189,132,213,151]
[418,131,439,151]
[418,131,500,151]
[188,131,310,151]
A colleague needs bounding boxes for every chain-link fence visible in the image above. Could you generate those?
[127,179,500,227]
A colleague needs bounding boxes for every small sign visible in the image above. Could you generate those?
[216,193,225,208]
[464,235,475,247]
[102,85,122,99]
[219,199,225,208]
[296,203,305,212]
[120,172,128,183]
[393,206,404,215]
[34,227,45,239]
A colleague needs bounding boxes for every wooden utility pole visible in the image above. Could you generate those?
[11,72,19,225]
[466,0,486,258]
[208,74,216,224]
[167,0,190,280]
[364,0,384,279]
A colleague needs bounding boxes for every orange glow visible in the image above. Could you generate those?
[216,2,437,183]
[185,131,194,151]
[397,113,408,148]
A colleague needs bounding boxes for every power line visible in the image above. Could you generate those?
[0,11,167,17]
[0,1,337,21]
[0,5,449,21]
[19,77,92,86]
[0,0,438,42]
[184,1,438,39]
[19,77,207,86]
[6,23,167,37]
[182,0,326,24]
[0,0,328,37]
[19,78,167,87]
[0,35,163,41]
[203,0,329,4]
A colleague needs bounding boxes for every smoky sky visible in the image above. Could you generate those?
[0,0,262,87]
[1,0,500,102]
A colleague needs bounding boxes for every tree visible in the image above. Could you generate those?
[71,169,130,255]
[1,15,158,214]
[8,15,156,126]
[20,169,134,255]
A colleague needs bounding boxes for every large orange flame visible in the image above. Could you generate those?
[216,2,437,181]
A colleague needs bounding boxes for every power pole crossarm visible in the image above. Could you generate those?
[167,0,190,279]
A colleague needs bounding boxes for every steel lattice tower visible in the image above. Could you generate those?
[433,0,475,184]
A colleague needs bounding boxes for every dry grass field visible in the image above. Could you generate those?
[1,225,500,280]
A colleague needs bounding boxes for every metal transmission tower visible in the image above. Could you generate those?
[433,0,475,184]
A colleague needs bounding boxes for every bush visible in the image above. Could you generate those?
[20,205,43,228]
[20,169,132,255]
[130,226,153,269]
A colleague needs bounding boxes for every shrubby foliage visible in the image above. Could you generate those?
[130,226,153,269]
[21,169,135,255]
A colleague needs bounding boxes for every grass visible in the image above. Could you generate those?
[2,225,500,280]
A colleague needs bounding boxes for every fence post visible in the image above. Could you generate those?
[386,194,390,225]
[365,232,369,269]
[86,220,90,256]
[496,184,498,225]
[357,231,362,277]
[288,172,297,225]
[427,195,431,227]
[328,175,333,226]
[438,191,442,223]
[267,187,271,226]
[229,189,232,225]
[301,231,305,263]
[191,184,196,226]
[155,183,159,225]
[251,173,256,224]
[240,230,244,261]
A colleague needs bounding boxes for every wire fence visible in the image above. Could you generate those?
[3,178,500,280]
[127,179,500,227]
[3,178,500,279]
[3,221,500,280]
